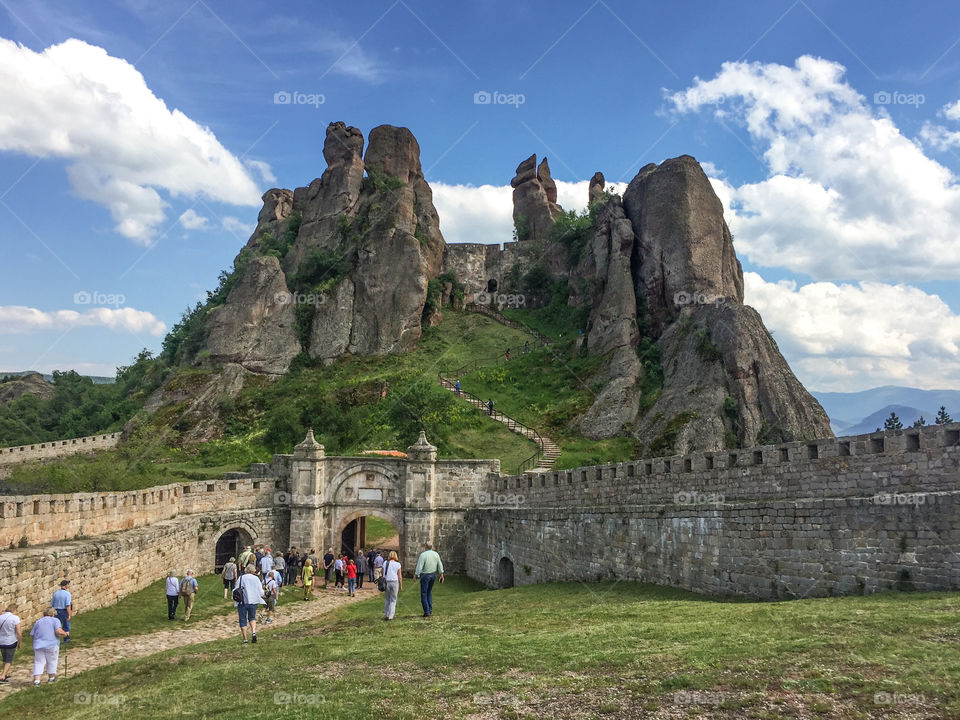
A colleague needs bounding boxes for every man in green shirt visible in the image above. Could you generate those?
[414,542,445,618]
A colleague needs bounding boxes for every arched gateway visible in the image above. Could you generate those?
[286,430,499,571]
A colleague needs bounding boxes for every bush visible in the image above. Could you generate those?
[550,208,595,264]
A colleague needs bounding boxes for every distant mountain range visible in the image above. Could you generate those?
[0,370,114,385]
[811,386,960,435]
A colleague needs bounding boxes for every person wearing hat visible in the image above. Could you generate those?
[50,580,72,643]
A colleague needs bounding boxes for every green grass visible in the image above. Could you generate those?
[363,516,397,546]
[5,579,960,718]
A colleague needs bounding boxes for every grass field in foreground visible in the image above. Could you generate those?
[4,578,959,719]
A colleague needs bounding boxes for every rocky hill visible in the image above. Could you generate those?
[145,121,831,454]
[0,372,55,405]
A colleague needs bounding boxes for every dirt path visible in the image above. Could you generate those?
[0,583,377,698]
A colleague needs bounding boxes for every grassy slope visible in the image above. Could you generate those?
[4,579,959,719]
[363,516,397,546]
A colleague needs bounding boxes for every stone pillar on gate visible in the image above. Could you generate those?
[402,430,437,568]
[288,428,326,553]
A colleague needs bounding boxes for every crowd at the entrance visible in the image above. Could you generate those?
[0,542,446,686]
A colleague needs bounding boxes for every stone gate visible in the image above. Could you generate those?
[285,429,499,570]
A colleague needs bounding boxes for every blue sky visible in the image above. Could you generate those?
[1,0,959,391]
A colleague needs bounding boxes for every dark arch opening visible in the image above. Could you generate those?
[498,557,515,588]
[340,515,400,559]
[487,278,498,293]
[215,528,253,572]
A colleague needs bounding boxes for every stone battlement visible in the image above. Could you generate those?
[0,432,121,475]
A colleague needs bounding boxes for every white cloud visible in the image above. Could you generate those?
[178,208,210,230]
[431,179,591,245]
[245,159,277,185]
[221,216,255,237]
[744,272,960,391]
[0,306,167,337]
[0,38,262,244]
[667,55,960,281]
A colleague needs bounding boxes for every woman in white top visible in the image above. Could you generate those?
[383,550,402,621]
[0,602,22,683]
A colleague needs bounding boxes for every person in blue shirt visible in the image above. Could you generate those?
[179,570,199,621]
[31,607,68,685]
[50,580,72,643]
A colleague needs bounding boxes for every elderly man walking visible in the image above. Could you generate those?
[180,570,199,621]
[414,542,445,618]
[51,580,72,643]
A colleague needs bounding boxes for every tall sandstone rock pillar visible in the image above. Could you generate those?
[288,429,326,553]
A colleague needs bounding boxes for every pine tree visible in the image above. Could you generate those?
[936,405,954,424]
[912,416,926,428]
[884,411,903,430]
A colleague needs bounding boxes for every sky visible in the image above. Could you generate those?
[0,0,959,392]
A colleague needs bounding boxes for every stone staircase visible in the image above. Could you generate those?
[438,306,561,473]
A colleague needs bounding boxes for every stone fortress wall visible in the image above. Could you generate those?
[0,432,120,478]
[466,423,960,599]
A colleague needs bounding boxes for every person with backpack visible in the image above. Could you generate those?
[300,558,315,600]
[238,546,254,572]
[263,571,279,624]
[235,565,265,644]
[221,557,238,600]
[165,571,180,620]
[180,570,198,621]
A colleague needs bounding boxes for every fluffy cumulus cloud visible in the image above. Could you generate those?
[667,55,960,282]
[745,273,960,391]
[0,306,167,337]
[0,38,262,243]
[178,208,210,230]
[432,180,590,245]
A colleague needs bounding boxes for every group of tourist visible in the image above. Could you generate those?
[0,579,72,687]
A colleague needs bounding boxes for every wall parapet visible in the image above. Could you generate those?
[0,432,121,470]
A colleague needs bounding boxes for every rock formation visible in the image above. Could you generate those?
[511,154,563,244]
[588,172,606,207]
[0,373,55,405]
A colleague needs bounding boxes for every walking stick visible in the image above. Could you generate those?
[63,637,67,679]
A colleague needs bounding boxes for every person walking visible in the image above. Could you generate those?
[367,548,377,583]
[50,580,72,643]
[221,557,238,600]
[238,546,254,572]
[263,571,279,624]
[487,398,494,416]
[180,570,199,621]
[346,557,358,597]
[236,565,265,644]
[383,550,402,621]
[356,551,368,590]
[273,552,286,592]
[505,348,510,361]
[334,555,345,591]
[455,379,461,396]
[300,558,315,600]
[30,607,68,685]
[322,548,334,589]
[373,552,385,582]
[165,571,180,620]
[259,550,274,581]
[414,542,445,618]
[0,602,22,684]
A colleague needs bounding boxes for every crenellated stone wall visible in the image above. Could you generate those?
[0,433,120,478]
[466,424,960,599]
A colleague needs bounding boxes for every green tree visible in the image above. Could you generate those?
[883,411,903,430]
[935,405,953,424]
[912,416,926,428]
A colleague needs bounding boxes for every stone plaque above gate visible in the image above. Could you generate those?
[358,488,383,501]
